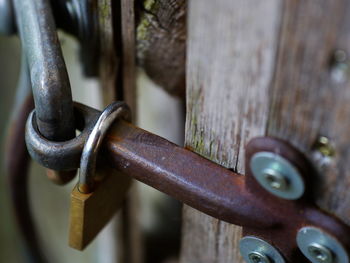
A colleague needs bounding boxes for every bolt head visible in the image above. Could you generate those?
[307,243,333,263]
[297,227,349,263]
[250,152,305,200]
[240,236,285,263]
[262,168,289,191]
[334,50,348,63]
[330,50,349,83]
[313,136,335,157]
[248,251,271,263]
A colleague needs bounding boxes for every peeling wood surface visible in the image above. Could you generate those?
[180,0,282,262]
[267,1,350,225]
[136,0,186,97]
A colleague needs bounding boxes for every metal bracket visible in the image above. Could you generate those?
[243,137,350,263]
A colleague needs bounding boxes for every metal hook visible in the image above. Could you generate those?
[78,102,131,194]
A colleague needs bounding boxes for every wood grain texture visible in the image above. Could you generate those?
[97,1,142,262]
[96,2,125,262]
[136,0,186,97]
[122,0,137,113]
[98,0,119,104]
[180,0,282,262]
[267,1,350,224]
[121,1,145,263]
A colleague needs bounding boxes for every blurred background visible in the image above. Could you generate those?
[0,32,184,263]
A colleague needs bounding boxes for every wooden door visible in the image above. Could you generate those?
[180,0,350,262]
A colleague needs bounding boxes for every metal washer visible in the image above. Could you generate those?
[297,227,349,263]
[239,236,285,263]
[250,151,305,200]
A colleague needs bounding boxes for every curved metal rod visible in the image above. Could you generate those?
[78,102,131,193]
[4,54,46,263]
[13,0,75,141]
[26,102,100,171]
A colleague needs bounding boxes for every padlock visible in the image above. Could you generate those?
[69,165,131,250]
[69,102,132,250]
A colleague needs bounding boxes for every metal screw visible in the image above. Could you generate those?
[248,251,271,263]
[334,50,347,62]
[250,152,305,200]
[330,49,349,83]
[262,168,289,191]
[313,136,335,158]
[240,236,285,263]
[297,227,349,263]
[307,243,333,263]
[312,136,335,167]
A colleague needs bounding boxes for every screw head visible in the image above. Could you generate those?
[248,251,271,263]
[307,243,333,263]
[262,168,289,191]
[250,152,305,200]
[297,227,349,263]
[313,136,335,158]
[239,236,285,263]
[312,136,336,167]
[334,50,348,63]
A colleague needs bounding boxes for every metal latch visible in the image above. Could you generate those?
[2,1,350,263]
[25,102,350,263]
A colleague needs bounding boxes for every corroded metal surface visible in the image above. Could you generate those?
[25,102,350,262]
[244,137,350,262]
[105,123,350,263]
[105,121,275,228]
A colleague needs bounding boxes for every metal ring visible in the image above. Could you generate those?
[78,102,131,193]
[25,102,100,171]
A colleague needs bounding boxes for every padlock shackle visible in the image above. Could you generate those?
[78,102,132,193]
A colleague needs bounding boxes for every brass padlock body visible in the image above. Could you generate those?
[69,166,131,250]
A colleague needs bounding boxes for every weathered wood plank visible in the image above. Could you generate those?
[268,1,350,224]
[122,0,137,113]
[120,1,145,263]
[180,0,282,262]
[98,0,119,104]
[97,1,142,262]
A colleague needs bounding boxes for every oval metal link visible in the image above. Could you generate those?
[25,102,100,171]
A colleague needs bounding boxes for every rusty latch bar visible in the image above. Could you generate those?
[3,0,349,261]
[25,102,350,263]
